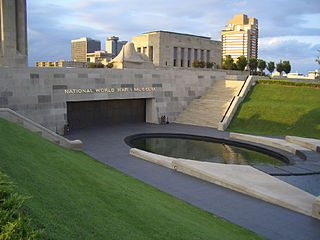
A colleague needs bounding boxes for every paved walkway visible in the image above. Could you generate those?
[67,123,320,240]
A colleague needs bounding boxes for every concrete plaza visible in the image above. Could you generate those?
[67,123,320,240]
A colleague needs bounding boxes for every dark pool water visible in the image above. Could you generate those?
[130,137,287,166]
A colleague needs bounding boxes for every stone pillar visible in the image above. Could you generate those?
[0,0,28,67]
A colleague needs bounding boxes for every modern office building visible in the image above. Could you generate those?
[105,36,127,57]
[71,37,101,62]
[131,31,221,68]
[221,14,258,62]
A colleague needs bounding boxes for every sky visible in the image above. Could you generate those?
[27,0,320,74]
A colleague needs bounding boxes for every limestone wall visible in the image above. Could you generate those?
[0,67,230,134]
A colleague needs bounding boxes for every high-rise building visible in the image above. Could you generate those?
[71,37,101,62]
[221,14,258,62]
[105,36,127,57]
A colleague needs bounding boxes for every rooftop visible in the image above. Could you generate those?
[143,30,211,40]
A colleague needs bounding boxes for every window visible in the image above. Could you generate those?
[173,47,177,66]
[207,50,210,62]
[143,47,147,55]
[187,48,191,67]
[181,48,184,67]
[194,49,198,60]
[137,47,141,53]
[149,46,153,62]
[200,50,204,61]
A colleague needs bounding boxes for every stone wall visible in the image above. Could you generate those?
[0,67,231,134]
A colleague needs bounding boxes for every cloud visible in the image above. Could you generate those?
[27,0,320,73]
[259,37,320,74]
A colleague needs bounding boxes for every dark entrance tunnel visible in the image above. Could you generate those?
[67,99,146,129]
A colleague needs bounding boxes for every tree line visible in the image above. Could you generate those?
[221,55,291,75]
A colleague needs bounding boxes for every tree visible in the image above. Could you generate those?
[316,50,320,65]
[257,59,266,73]
[248,57,258,73]
[283,61,291,74]
[267,61,275,74]
[236,55,247,71]
[222,55,234,70]
[276,61,284,75]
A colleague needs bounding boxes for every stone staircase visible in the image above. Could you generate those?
[174,80,244,128]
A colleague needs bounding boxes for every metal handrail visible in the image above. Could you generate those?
[220,75,249,123]
[220,96,235,123]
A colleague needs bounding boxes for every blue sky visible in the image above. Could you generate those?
[27,0,320,74]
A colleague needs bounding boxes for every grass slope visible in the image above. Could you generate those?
[0,118,264,240]
[227,84,320,139]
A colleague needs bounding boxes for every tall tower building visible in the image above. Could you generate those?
[221,14,258,62]
[105,36,127,57]
[0,0,28,67]
[71,37,101,62]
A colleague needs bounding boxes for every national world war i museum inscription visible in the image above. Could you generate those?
[0,67,234,134]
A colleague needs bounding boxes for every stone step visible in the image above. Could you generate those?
[174,79,244,128]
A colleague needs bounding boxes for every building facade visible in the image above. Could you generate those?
[86,51,113,65]
[0,0,28,67]
[221,14,258,62]
[132,31,221,68]
[105,36,127,58]
[71,37,101,62]
[35,60,88,68]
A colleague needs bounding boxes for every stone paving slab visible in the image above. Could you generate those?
[130,148,316,217]
[230,132,309,160]
[286,136,320,153]
[276,165,318,175]
[253,165,291,175]
[67,123,320,240]
[172,159,316,217]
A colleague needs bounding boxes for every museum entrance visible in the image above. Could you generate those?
[67,99,146,129]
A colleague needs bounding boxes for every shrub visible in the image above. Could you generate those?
[106,62,113,69]
[192,60,200,68]
[206,61,214,69]
[257,79,320,88]
[88,62,105,68]
[0,171,42,239]
[192,60,205,68]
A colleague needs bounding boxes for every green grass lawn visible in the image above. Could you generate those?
[0,118,264,240]
[227,83,320,139]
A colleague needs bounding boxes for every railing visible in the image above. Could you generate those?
[220,96,235,123]
[237,76,249,97]
[220,75,249,123]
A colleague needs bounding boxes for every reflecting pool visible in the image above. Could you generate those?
[129,136,289,166]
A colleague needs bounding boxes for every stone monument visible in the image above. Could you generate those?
[0,0,28,67]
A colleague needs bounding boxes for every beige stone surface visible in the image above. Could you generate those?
[230,132,308,160]
[130,148,317,218]
[130,148,174,169]
[172,159,316,216]
[0,108,82,151]
[286,136,320,153]
[312,196,320,220]
[132,31,221,68]
[175,80,244,128]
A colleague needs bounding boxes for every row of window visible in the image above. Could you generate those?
[173,47,211,67]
